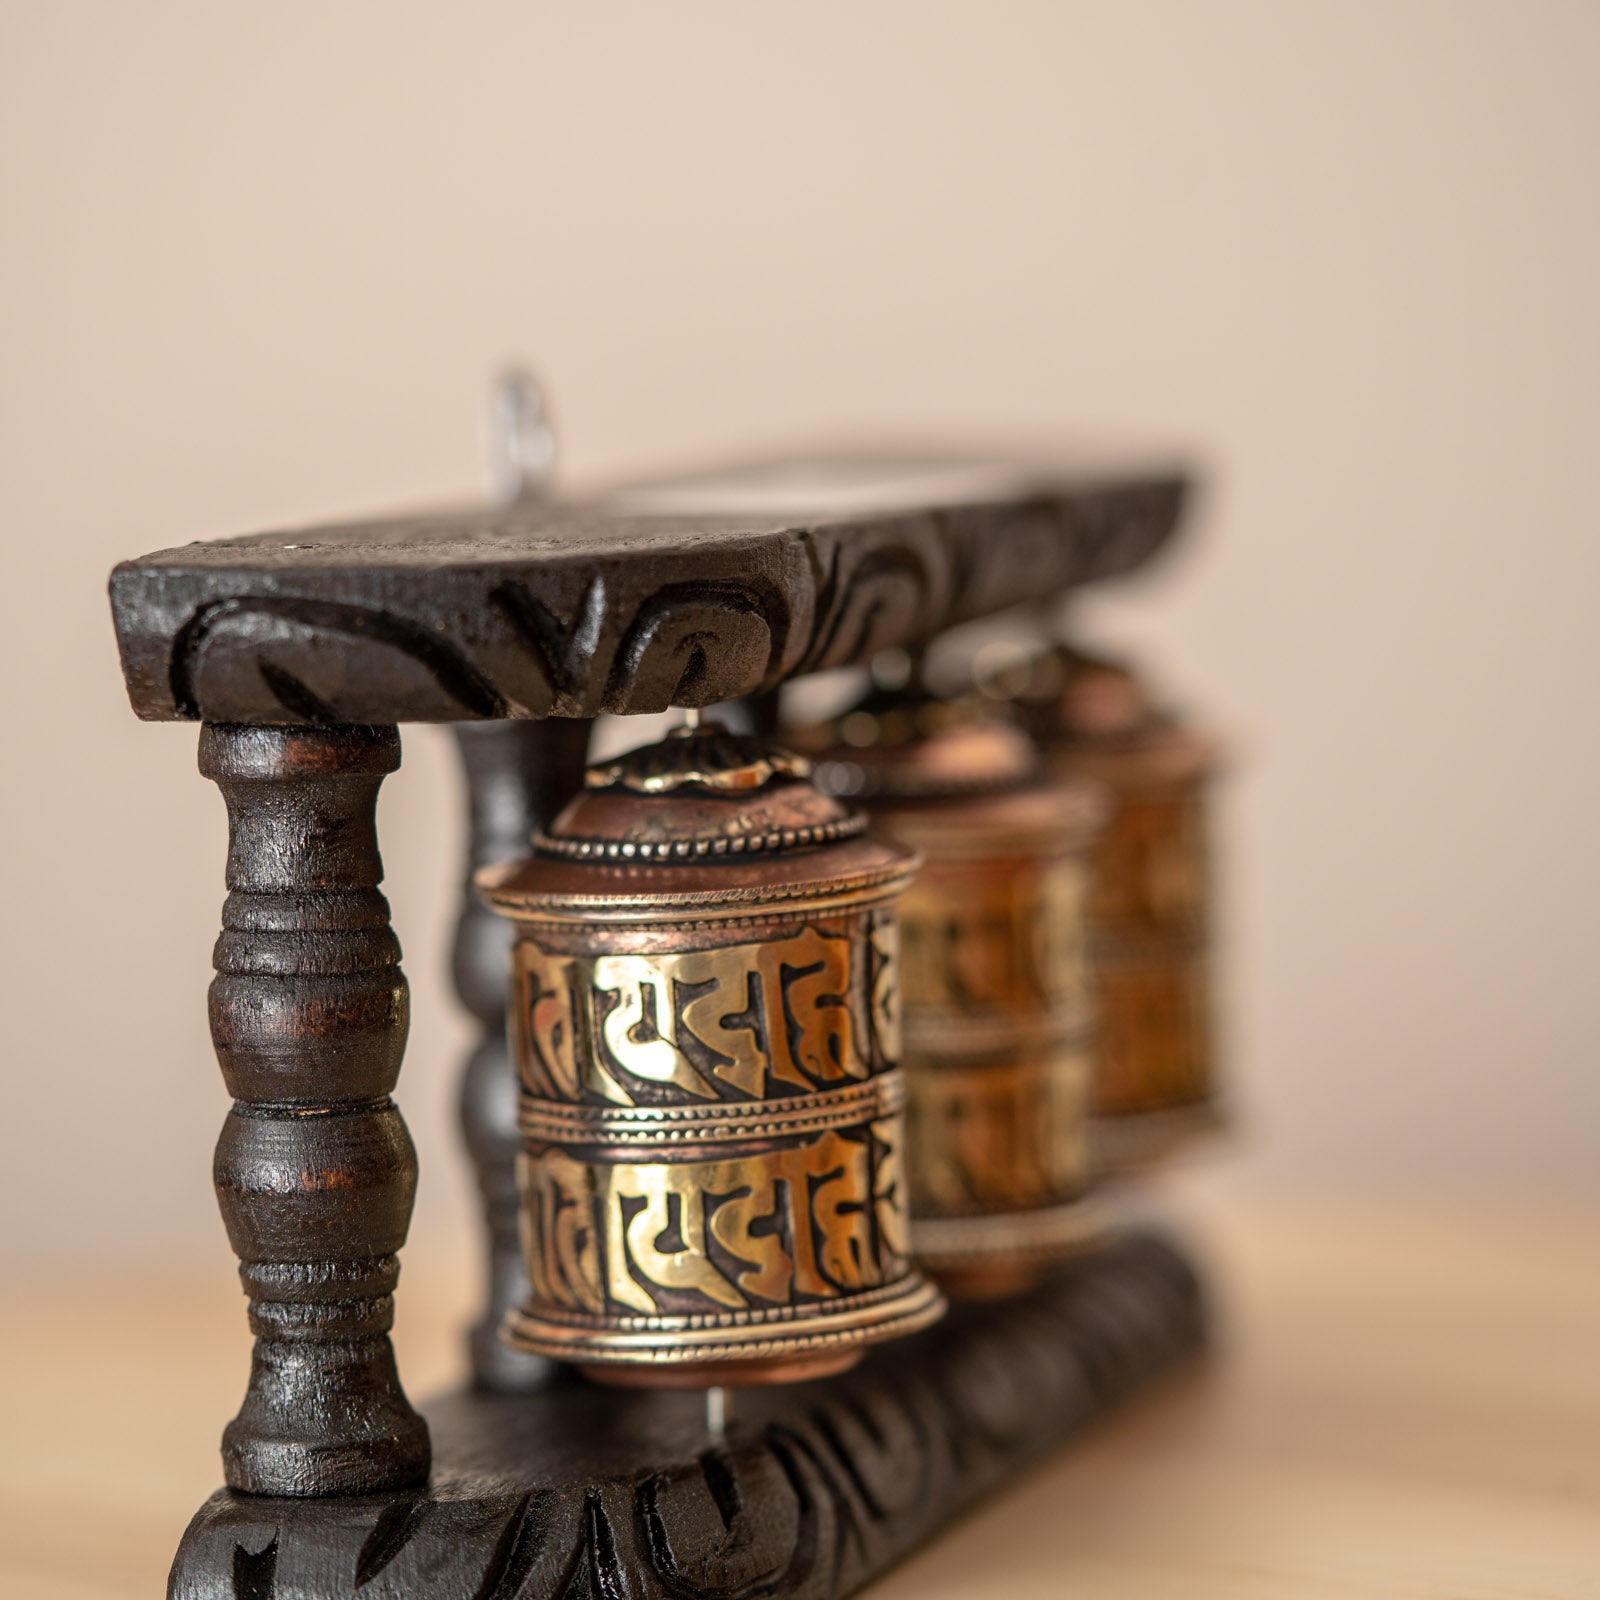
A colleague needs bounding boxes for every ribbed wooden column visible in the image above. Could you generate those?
[200,723,429,1496]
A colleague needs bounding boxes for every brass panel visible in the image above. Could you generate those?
[515,1119,913,1322]
[1094,943,1209,1116]
[896,852,1091,1030]
[1089,783,1207,940]
[904,1044,1092,1217]
[865,781,1107,1287]
[1050,751,1217,1146]
[492,787,940,1378]
[510,914,899,1105]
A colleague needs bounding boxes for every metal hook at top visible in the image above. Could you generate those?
[488,368,556,507]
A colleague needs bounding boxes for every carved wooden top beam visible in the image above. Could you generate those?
[110,450,1188,726]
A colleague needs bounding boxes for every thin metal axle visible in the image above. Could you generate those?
[705,1384,729,1444]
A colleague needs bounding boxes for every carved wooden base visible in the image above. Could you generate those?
[170,1230,1203,1600]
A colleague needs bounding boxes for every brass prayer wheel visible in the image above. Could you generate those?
[793,692,1108,1298]
[477,723,943,1386]
[984,641,1221,1173]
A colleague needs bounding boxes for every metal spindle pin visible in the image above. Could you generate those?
[488,368,556,507]
[705,1384,729,1444]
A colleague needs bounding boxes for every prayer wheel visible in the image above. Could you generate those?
[793,692,1107,1297]
[984,642,1222,1173]
[478,723,944,1385]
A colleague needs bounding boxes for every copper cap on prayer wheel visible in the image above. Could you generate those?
[477,724,943,1386]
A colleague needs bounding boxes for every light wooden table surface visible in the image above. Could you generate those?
[4,1182,1597,1599]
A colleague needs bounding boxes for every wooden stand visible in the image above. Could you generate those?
[172,1233,1202,1600]
[109,450,1199,1599]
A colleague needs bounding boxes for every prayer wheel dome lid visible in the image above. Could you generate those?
[477,723,919,920]
[976,641,1150,740]
[790,688,1040,800]
[790,688,1108,855]
[980,641,1219,782]
[547,724,861,859]
[1052,647,1152,740]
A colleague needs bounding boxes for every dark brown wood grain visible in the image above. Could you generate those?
[109,454,1185,727]
[110,442,1206,1596]
[200,724,430,1496]
[450,718,592,1392]
[170,1230,1203,1600]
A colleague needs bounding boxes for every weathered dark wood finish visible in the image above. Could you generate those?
[171,1230,1202,1600]
[451,718,592,1391]
[200,724,430,1496]
[108,445,1204,1596]
[110,457,1184,727]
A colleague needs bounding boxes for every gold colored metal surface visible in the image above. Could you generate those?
[905,1046,1092,1214]
[895,848,1092,1032]
[511,922,886,1102]
[516,1074,906,1149]
[481,724,943,1384]
[511,1119,922,1329]
[990,642,1222,1173]
[794,688,1037,800]
[1093,935,1209,1116]
[794,692,1109,1293]
[909,1198,1106,1300]
[586,725,811,794]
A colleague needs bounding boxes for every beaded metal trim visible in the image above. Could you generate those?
[533,809,868,862]
[518,1073,907,1149]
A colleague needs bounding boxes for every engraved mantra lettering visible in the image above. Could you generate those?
[1096,958,1209,1113]
[1093,787,1206,936]
[521,1120,909,1315]
[514,925,893,1105]
[868,913,902,1064]
[906,1048,1091,1213]
[897,857,1089,1014]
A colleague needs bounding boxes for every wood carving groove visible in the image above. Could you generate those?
[170,1231,1201,1599]
[173,597,512,722]
[794,536,939,678]
[200,723,430,1496]
[486,577,608,709]
[111,448,1202,1597]
[605,578,788,709]
[110,461,1186,727]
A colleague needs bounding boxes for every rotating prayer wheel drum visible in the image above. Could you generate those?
[983,642,1223,1173]
[793,692,1108,1298]
[478,724,943,1387]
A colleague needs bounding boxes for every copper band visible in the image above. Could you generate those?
[517,1071,907,1149]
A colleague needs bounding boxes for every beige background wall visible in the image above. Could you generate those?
[4,1,1596,1269]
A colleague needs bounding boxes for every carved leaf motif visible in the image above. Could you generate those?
[798,534,945,676]
[175,596,516,723]
[489,576,607,713]
[113,468,1184,723]
[605,580,785,712]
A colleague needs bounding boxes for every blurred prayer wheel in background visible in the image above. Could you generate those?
[984,641,1222,1174]
[792,690,1108,1298]
[478,723,943,1387]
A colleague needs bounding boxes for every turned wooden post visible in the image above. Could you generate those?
[452,718,591,1390]
[200,723,430,1496]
